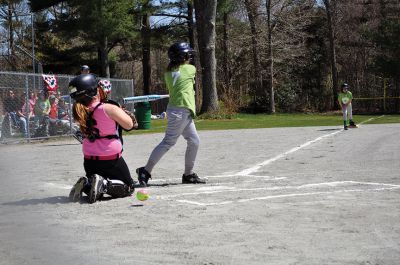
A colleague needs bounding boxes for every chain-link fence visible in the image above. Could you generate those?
[0,71,134,143]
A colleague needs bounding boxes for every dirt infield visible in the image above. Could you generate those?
[1,123,399,265]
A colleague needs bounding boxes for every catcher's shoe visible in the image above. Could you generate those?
[344,125,348,130]
[182,173,206,184]
[69,176,88,202]
[88,174,104,204]
[136,167,151,187]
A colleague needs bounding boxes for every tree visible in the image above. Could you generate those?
[140,0,151,94]
[30,0,137,77]
[322,0,339,109]
[193,0,218,113]
[265,0,275,113]
[369,18,400,111]
[243,0,263,111]
[217,0,233,94]
[0,0,31,71]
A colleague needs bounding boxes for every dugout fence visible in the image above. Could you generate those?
[0,71,134,143]
[350,77,400,114]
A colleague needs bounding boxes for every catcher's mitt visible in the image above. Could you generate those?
[123,108,139,131]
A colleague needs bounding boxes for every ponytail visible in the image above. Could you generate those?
[167,53,191,71]
[167,60,182,71]
[99,89,107,102]
[72,102,90,137]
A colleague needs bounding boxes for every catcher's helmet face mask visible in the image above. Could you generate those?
[69,74,98,104]
[168,42,194,63]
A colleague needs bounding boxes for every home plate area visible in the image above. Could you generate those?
[156,177,400,206]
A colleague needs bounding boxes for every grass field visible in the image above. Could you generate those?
[129,113,400,134]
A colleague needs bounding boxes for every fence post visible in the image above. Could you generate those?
[68,76,73,134]
[25,74,30,142]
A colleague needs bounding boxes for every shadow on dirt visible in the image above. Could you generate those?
[317,128,341,132]
[2,196,70,206]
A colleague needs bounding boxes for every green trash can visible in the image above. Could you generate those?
[135,101,151,129]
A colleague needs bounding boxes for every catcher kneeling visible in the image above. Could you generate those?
[68,74,138,204]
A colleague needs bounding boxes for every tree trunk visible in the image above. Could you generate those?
[323,0,339,110]
[187,2,195,50]
[222,12,232,95]
[187,1,200,111]
[266,0,275,113]
[395,76,400,113]
[194,0,218,114]
[99,36,109,78]
[141,10,151,95]
[8,2,16,71]
[244,0,262,111]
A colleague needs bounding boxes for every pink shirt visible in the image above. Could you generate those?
[82,101,122,156]
[22,98,37,117]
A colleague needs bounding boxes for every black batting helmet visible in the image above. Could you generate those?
[69,74,98,103]
[168,42,193,63]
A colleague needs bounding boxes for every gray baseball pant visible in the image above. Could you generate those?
[145,106,200,176]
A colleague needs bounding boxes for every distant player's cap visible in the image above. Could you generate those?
[341,83,349,88]
[81,65,90,71]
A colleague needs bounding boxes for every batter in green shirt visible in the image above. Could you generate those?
[164,64,196,117]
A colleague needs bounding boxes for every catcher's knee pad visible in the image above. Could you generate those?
[106,179,133,198]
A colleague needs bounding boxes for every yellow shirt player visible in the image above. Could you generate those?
[338,83,357,130]
[136,42,206,186]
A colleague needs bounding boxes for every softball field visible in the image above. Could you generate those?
[0,122,399,265]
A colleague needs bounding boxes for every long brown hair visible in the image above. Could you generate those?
[167,60,183,71]
[72,102,91,137]
[99,88,108,102]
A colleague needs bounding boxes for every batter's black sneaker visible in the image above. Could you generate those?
[182,173,206,184]
[349,120,357,128]
[136,167,151,187]
[69,176,88,202]
[88,174,104,204]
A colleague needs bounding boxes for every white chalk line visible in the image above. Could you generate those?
[230,115,385,177]
[176,186,400,206]
[235,130,342,176]
[358,115,385,126]
[159,181,400,199]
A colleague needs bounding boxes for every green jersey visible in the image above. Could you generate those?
[338,91,352,105]
[34,99,50,116]
[164,64,196,117]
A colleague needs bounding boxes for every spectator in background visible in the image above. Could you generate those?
[34,90,50,136]
[18,90,38,138]
[57,97,69,120]
[48,95,58,135]
[3,90,19,125]
[22,90,37,119]
[16,98,28,138]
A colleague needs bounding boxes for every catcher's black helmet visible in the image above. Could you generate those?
[341,83,349,88]
[168,42,193,62]
[69,74,98,102]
